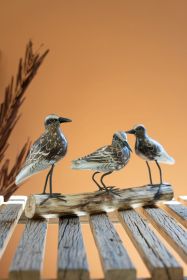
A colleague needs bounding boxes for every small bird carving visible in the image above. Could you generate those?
[72,131,132,194]
[16,114,72,201]
[126,125,175,197]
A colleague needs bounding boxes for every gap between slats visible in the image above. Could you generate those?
[81,223,104,280]
[114,222,150,279]
[42,224,58,279]
[0,204,24,259]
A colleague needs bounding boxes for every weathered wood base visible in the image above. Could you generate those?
[25,184,173,219]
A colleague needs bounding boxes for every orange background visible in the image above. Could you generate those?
[0,0,187,279]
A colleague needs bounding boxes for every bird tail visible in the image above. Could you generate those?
[71,159,98,170]
[15,163,44,185]
[72,159,87,169]
[15,165,33,185]
[157,154,175,165]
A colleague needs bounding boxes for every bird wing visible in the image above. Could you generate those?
[141,138,163,158]
[24,133,50,166]
[79,145,123,164]
[148,138,175,163]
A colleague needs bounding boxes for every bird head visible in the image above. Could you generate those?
[126,124,146,137]
[44,114,72,127]
[112,131,132,152]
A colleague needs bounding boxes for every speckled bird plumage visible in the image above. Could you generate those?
[127,125,175,164]
[16,114,71,185]
[72,131,131,172]
[126,124,175,190]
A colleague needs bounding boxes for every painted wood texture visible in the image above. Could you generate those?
[89,213,136,280]
[9,219,47,280]
[25,184,173,219]
[0,204,23,258]
[142,206,187,263]
[58,216,89,280]
[118,209,183,280]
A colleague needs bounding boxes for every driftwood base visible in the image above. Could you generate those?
[25,184,173,219]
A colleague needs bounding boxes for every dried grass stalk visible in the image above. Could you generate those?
[0,41,49,201]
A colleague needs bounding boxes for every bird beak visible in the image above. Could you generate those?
[59,117,72,123]
[126,129,136,134]
[125,142,133,152]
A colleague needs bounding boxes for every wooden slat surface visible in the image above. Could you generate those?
[0,204,24,258]
[9,219,47,280]
[118,209,183,280]
[142,206,187,263]
[163,201,187,228]
[58,216,90,280]
[89,213,136,280]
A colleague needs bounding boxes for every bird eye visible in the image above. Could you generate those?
[46,118,57,125]
[137,126,144,131]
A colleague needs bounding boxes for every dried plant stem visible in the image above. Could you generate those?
[0,41,49,201]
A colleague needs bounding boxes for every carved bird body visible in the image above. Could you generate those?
[15,114,72,199]
[135,135,175,164]
[126,124,175,190]
[73,141,130,172]
[72,131,132,192]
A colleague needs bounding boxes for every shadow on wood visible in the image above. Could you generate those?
[25,184,173,219]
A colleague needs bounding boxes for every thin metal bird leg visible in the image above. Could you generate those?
[49,164,55,195]
[146,161,153,185]
[100,171,112,191]
[40,164,66,205]
[154,160,163,199]
[100,171,121,196]
[49,164,66,200]
[92,172,103,191]
[155,160,163,184]
[42,166,53,194]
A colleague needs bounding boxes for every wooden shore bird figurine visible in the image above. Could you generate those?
[72,131,132,194]
[126,125,175,196]
[16,114,72,201]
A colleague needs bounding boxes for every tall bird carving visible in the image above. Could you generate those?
[16,114,72,201]
[126,125,175,196]
[72,131,132,194]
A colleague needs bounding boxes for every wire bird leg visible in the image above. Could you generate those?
[41,166,53,194]
[154,160,163,200]
[146,161,153,185]
[155,160,163,184]
[40,164,66,205]
[92,172,103,191]
[100,171,121,196]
